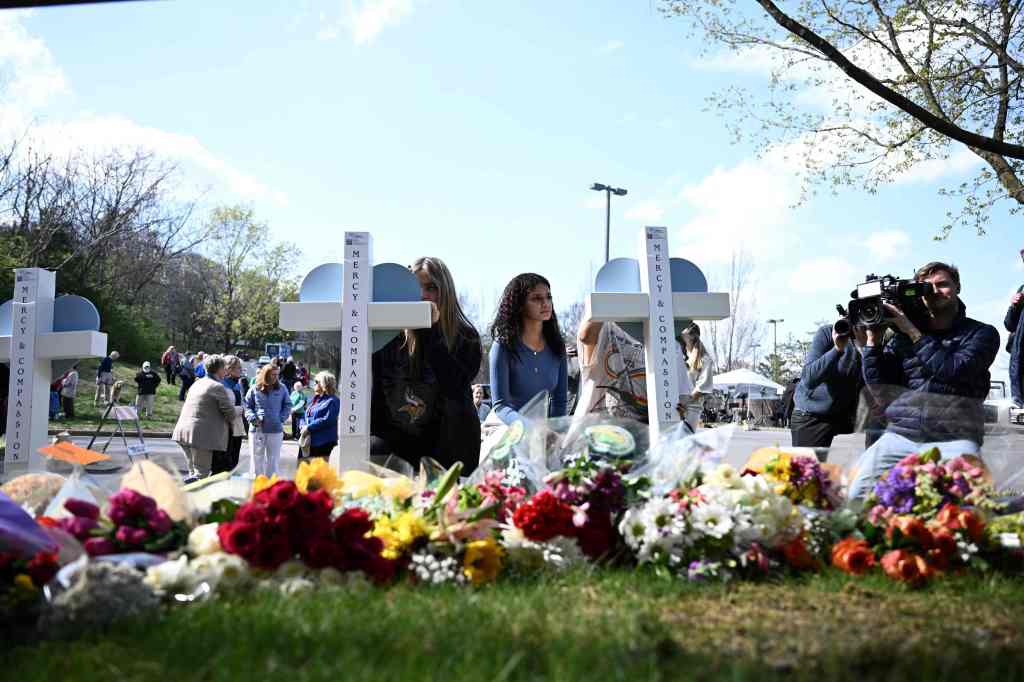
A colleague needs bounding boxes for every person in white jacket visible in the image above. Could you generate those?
[680,323,715,429]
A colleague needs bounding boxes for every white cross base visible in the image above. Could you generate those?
[279,232,432,472]
[582,227,730,444]
[1,268,107,475]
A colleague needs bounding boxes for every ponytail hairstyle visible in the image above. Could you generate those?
[489,273,565,361]
[404,257,479,361]
[680,322,708,372]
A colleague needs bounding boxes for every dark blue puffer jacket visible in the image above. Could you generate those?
[1005,287,1024,404]
[862,303,999,445]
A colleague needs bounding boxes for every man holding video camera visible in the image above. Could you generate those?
[790,323,862,448]
[860,262,1000,446]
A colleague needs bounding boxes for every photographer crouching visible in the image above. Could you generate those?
[848,262,1000,498]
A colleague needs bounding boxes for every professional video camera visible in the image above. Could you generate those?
[834,274,931,334]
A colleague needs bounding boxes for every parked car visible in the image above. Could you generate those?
[984,380,1024,427]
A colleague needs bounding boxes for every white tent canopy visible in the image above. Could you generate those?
[712,369,783,397]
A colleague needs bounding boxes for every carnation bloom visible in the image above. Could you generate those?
[512,491,576,542]
[831,537,876,575]
[463,537,504,586]
[880,549,932,587]
[935,504,985,542]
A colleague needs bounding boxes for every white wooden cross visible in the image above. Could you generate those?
[279,232,433,472]
[582,226,730,442]
[0,268,107,475]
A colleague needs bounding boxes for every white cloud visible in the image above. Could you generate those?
[624,200,665,223]
[350,0,415,46]
[864,229,911,262]
[599,39,624,54]
[673,143,803,264]
[786,257,859,293]
[0,13,284,207]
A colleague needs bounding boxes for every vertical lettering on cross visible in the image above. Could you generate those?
[5,268,55,475]
[638,227,681,442]
[337,232,373,469]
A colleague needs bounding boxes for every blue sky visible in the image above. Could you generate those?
[1,1,1018,381]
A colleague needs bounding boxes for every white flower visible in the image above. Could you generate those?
[188,523,222,556]
[144,555,190,594]
[190,552,250,591]
[705,464,741,489]
[690,502,734,539]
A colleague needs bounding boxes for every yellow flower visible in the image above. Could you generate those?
[251,474,280,496]
[296,458,341,494]
[340,470,415,500]
[14,574,35,593]
[373,512,432,560]
[395,511,432,546]
[373,517,402,560]
[463,537,504,586]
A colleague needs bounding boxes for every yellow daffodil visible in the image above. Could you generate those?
[463,537,503,586]
[251,474,280,496]
[395,511,432,546]
[373,511,432,560]
[295,458,341,494]
[340,470,414,500]
[14,574,35,592]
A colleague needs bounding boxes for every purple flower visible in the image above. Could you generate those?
[109,489,157,516]
[115,525,150,546]
[59,516,98,540]
[589,468,626,512]
[873,466,916,513]
[108,506,132,526]
[63,498,100,520]
[83,537,116,556]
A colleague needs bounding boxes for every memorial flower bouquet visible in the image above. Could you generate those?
[618,464,803,581]
[757,452,841,510]
[217,480,396,583]
[865,448,995,524]
[53,490,188,557]
[0,548,59,621]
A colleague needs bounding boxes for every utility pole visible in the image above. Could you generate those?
[767,319,784,382]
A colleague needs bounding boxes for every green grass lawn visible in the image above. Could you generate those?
[8,569,1024,681]
[52,359,184,433]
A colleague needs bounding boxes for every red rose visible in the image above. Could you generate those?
[302,537,342,569]
[250,534,292,571]
[783,537,820,571]
[512,491,575,542]
[880,549,932,586]
[334,509,373,543]
[26,551,59,587]
[235,502,270,525]
[260,481,300,513]
[218,522,261,558]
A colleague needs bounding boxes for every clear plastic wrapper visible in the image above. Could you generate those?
[42,465,109,519]
[117,456,193,522]
[628,423,735,496]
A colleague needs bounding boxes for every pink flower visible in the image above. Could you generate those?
[108,507,131,526]
[64,498,100,520]
[84,537,116,556]
[115,525,150,546]
[60,516,98,540]
[572,502,590,528]
[148,510,173,535]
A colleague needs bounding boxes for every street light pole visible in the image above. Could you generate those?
[590,183,628,264]
[767,318,784,382]
[752,343,761,371]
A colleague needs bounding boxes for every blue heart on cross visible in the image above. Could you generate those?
[594,256,709,341]
[299,262,422,352]
[0,294,102,374]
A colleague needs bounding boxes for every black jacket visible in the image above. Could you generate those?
[371,324,482,472]
[135,370,162,395]
[862,303,999,445]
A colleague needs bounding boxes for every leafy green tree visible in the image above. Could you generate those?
[664,0,1024,235]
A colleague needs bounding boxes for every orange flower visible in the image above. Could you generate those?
[880,549,932,586]
[935,504,984,542]
[886,515,933,548]
[831,537,876,576]
[783,537,820,571]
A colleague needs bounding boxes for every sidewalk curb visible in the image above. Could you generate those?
[48,429,175,438]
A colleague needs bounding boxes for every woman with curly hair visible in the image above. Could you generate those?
[370,256,482,472]
[488,273,568,423]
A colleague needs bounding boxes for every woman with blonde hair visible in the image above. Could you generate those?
[243,362,291,477]
[679,322,715,429]
[370,256,482,471]
[302,371,340,460]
